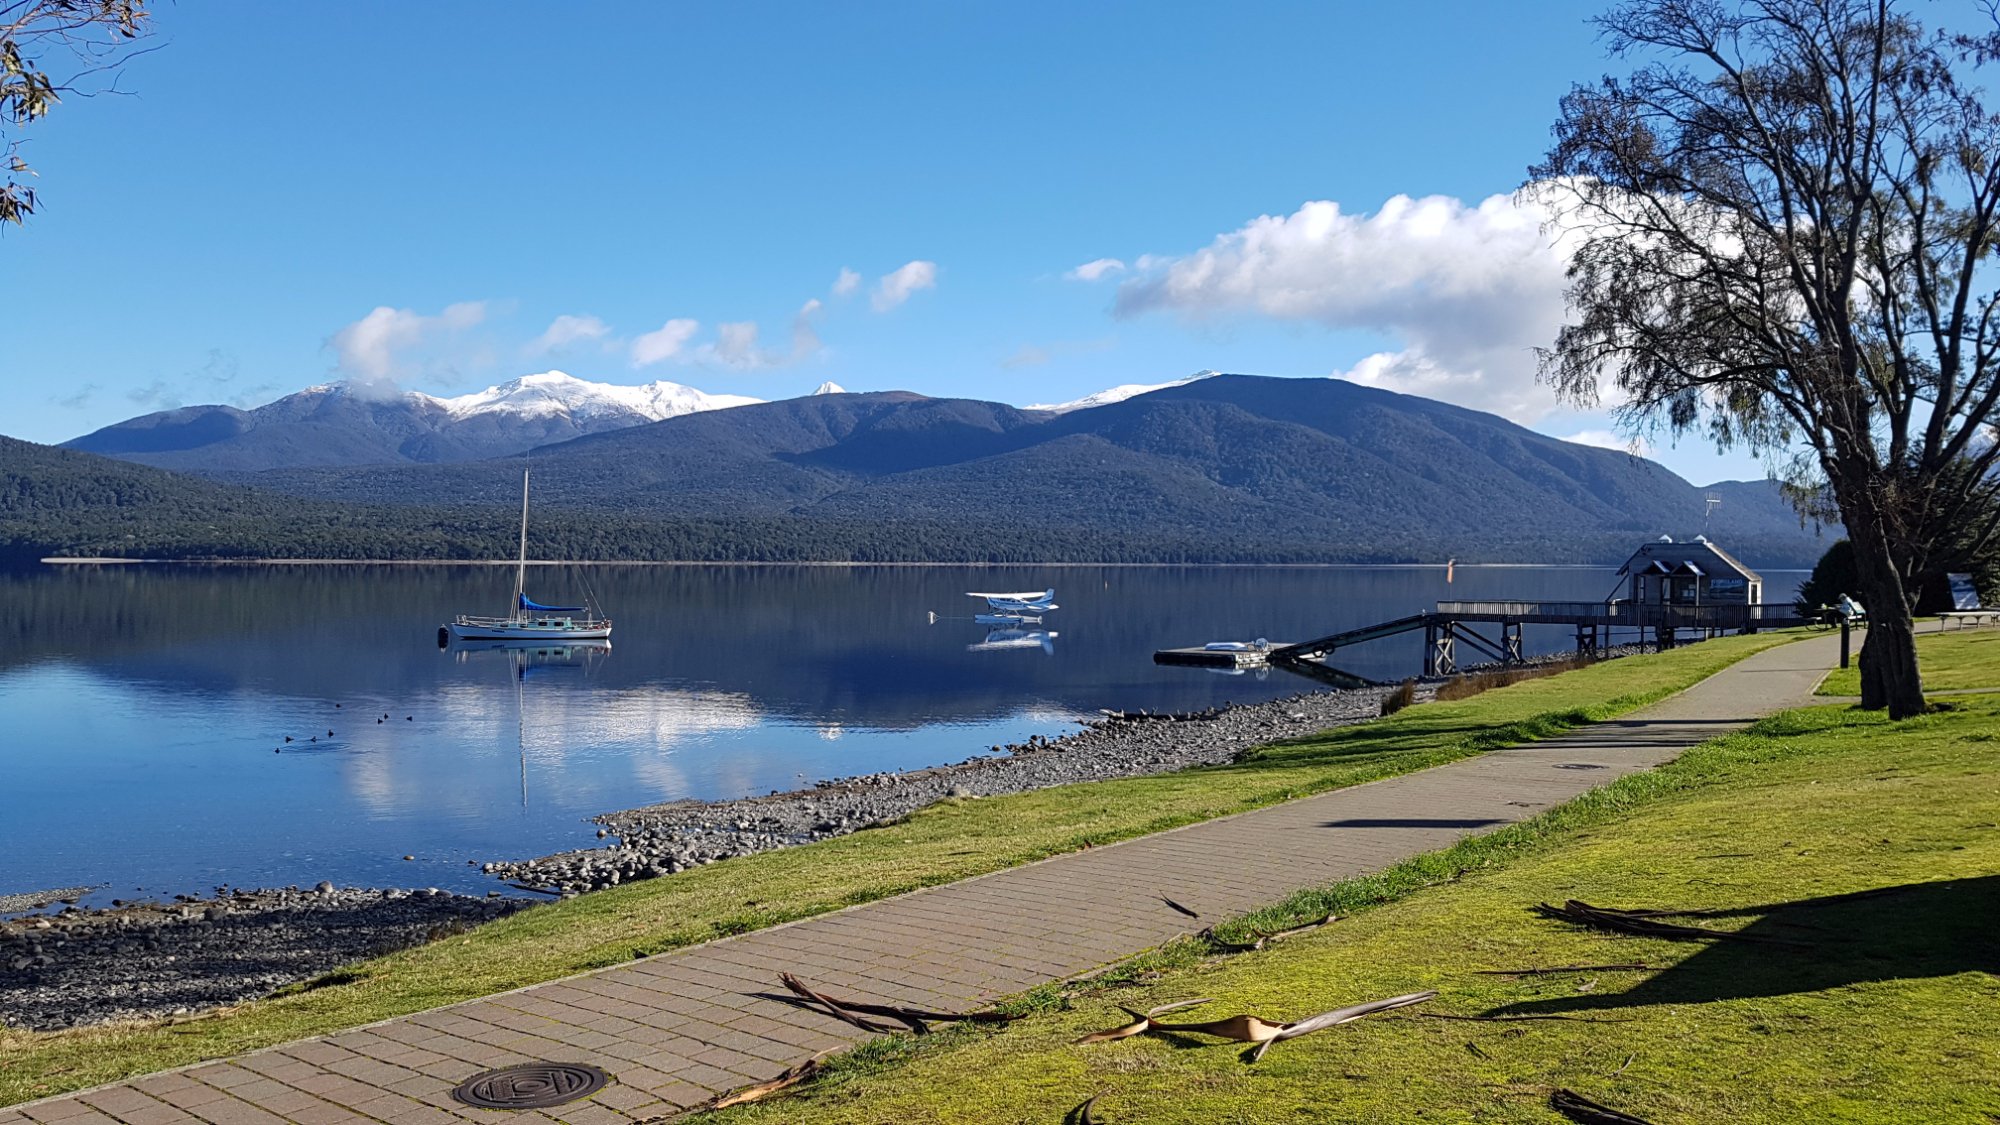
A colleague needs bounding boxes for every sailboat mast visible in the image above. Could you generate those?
[513,468,530,616]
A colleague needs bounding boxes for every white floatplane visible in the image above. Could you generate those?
[443,470,612,643]
[967,588,1058,614]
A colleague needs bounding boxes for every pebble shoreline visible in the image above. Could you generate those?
[0,885,519,1031]
[486,683,1410,893]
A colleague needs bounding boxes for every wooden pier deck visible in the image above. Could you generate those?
[1159,601,1811,680]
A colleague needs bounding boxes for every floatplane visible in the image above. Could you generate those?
[927,588,1060,628]
[966,588,1057,624]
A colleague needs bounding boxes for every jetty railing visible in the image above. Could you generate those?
[1435,600,1811,630]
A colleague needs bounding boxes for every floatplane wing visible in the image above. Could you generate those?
[965,590,1056,602]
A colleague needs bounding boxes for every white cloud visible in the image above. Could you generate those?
[872,260,938,312]
[1115,192,1570,422]
[630,318,701,367]
[792,298,823,359]
[528,313,610,355]
[1001,336,1114,370]
[1066,257,1126,282]
[711,321,765,369]
[329,301,487,389]
[1004,344,1052,369]
[1559,428,1653,455]
[832,267,861,297]
[697,299,826,371]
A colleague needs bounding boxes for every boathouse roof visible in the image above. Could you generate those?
[1615,537,1761,582]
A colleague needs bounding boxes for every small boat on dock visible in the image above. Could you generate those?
[443,470,611,643]
[1154,639,1279,668]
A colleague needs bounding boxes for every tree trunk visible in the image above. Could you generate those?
[1842,488,1926,718]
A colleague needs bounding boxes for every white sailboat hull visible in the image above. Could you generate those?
[445,616,612,641]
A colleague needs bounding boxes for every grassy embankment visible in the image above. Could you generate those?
[0,631,1803,1107]
[718,644,2000,1123]
[1817,625,2000,696]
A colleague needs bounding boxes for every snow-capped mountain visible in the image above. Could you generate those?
[64,372,767,473]
[1023,370,1219,414]
[67,368,1256,474]
[422,371,763,424]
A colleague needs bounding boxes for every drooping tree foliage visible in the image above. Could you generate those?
[1534,0,2000,717]
[2,0,152,226]
[1794,538,1857,618]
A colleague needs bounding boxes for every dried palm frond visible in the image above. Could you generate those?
[706,1054,826,1110]
[1075,991,1437,1061]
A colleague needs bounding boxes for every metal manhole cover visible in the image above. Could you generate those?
[451,1063,609,1109]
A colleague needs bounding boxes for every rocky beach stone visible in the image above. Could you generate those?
[0,886,521,1031]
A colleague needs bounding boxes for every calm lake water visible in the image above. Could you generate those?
[0,563,1802,907]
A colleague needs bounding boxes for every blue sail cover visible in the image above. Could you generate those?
[520,594,586,613]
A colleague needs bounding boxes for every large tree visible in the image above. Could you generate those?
[2,0,151,227]
[1534,0,2000,718]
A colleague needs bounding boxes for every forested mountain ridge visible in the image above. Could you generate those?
[0,435,1311,565]
[6,376,1833,566]
[227,376,1831,564]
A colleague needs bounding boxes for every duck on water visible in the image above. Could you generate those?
[442,469,611,643]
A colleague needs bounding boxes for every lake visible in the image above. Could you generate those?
[0,562,1802,907]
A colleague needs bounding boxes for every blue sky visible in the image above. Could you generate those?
[2,0,1773,483]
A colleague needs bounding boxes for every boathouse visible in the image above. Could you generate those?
[1616,536,1763,608]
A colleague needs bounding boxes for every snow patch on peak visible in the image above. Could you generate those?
[811,381,848,395]
[430,371,763,423]
[1024,370,1219,414]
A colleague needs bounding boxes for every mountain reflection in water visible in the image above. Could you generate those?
[0,562,1800,906]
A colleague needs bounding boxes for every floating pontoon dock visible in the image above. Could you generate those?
[1152,643,1290,669]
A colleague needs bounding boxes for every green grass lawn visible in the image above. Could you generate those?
[1817,626,2000,695]
[721,678,2000,1122]
[0,631,1803,1108]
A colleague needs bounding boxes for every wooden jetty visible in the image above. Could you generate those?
[1155,541,1807,680]
[1260,599,1809,678]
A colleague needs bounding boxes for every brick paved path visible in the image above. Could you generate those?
[3,634,1842,1125]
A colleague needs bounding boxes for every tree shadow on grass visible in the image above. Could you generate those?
[1492,876,2000,1016]
[1320,818,1506,829]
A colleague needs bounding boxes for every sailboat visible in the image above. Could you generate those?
[443,469,612,642]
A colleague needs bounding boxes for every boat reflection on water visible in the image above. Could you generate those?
[441,636,612,668]
[441,638,611,806]
[967,627,1059,654]
[1199,664,1273,679]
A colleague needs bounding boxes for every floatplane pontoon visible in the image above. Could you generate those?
[443,469,612,643]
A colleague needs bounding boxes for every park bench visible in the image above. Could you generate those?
[1939,573,1999,630]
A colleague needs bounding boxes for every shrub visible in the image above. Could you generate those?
[1433,656,1593,702]
[1379,678,1418,716]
